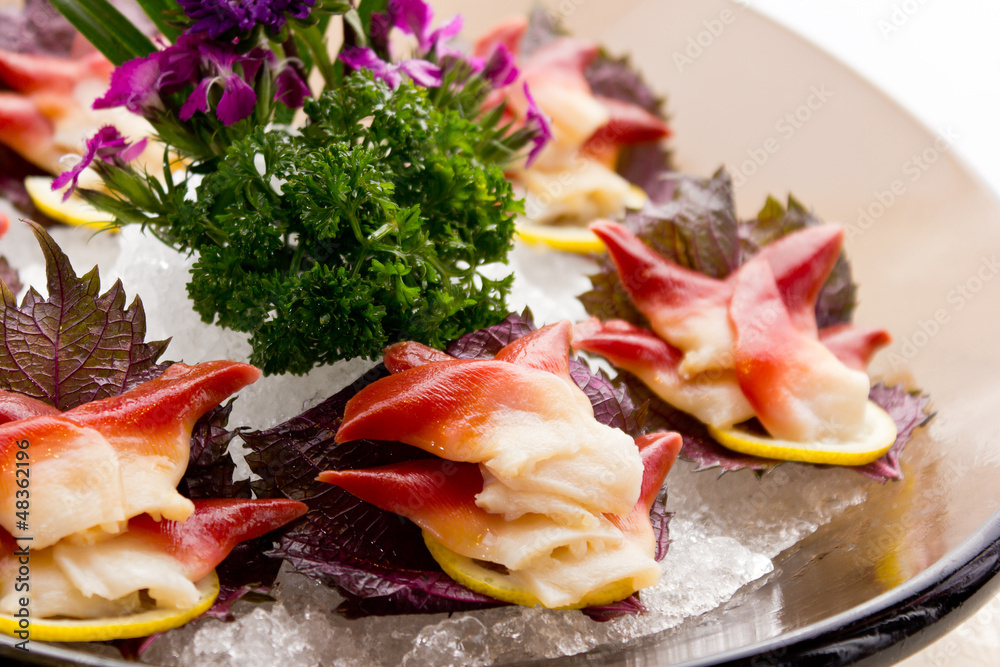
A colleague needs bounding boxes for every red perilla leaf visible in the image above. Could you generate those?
[0,221,169,410]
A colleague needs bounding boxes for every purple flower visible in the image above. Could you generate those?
[376,0,462,58]
[481,44,518,88]
[93,56,163,115]
[274,64,311,109]
[523,83,552,167]
[179,44,273,125]
[339,47,441,89]
[177,0,316,39]
[52,126,147,201]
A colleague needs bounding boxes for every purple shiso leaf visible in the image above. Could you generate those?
[178,400,249,500]
[445,308,536,358]
[857,384,933,481]
[0,256,21,295]
[0,222,169,411]
[244,312,669,618]
[581,594,647,622]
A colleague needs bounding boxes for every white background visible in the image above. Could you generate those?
[753,2,1000,665]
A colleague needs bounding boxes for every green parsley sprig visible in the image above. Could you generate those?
[138,74,521,375]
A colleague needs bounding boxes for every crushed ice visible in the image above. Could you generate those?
[0,217,872,665]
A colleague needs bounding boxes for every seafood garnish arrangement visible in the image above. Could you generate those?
[0,0,933,662]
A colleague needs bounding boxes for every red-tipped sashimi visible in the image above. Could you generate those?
[583,96,671,150]
[0,416,126,548]
[571,318,753,429]
[0,49,111,95]
[751,225,844,335]
[0,390,60,424]
[383,341,454,373]
[473,16,527,60]
[0,92,63,172]
[50,498,306,611]
[607,431,682,547]
[730,259,870,442]
[123,498,308,582]
[62,361,261,523]
[819,324,892,371]
[493,321,587,407]
[590,219,734,376]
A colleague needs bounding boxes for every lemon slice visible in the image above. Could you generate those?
[708,401,898,466]
[0,571,219,642]
[24,176,114,229]
[515,222,606,254]
[423,532,634,609]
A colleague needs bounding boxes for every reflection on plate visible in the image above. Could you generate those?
[2,0,1000,665]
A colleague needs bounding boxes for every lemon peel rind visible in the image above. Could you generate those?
[0,570,219,642]
[422,531,635,610]
[515,222,607,254]
[708,401,898,466]
[23,176,114,229]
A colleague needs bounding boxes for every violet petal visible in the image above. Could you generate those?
[179,77,213,121]
[93,55,162,114]
[523,82,553,166]
[398,58,442,87]
[274,65,311,109]
[216,73,257,125]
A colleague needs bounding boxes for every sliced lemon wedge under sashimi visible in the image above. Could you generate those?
[707,401,898,466]
[24,176,113,229]
[0,570,218,642]
[423,532,635,609]
[515,222,606,254]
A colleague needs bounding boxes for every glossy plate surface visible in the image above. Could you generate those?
[3,0,1000,665]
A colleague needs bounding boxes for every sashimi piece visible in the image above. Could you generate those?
[606,431,682,549]
[0,92,64,172]
[319,430,679,608]
[383,341,453,373]
[0,390,60,424]
[0,361,261,549]
[0,542,141,619]
[519,160,636,225]
[473,16,527,59]
[819,324,892,371]
[53,498,307,610]
[318,461,624,570]
[729,259,870,442]
[337,327,643,517]
[0,49,112,95]
[492,321,591,412]
[752,225,844,335]
[591,220,850,374]
[64,361,261,523]
[0,416,126,549]
[572,318,754,429]
[591,219,734,376]
[123,498,308,582]
[584,95,671,148]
